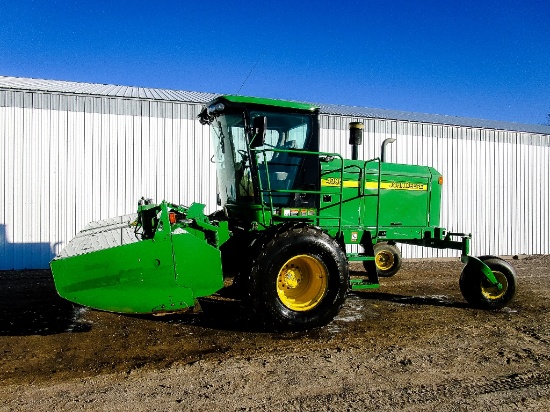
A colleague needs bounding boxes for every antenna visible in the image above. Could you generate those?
[237,57,260,94]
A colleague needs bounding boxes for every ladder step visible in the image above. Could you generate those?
[349,279,380,290]
[347,253,375,262]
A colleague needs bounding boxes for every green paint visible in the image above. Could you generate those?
[349,279,381,290]
[219,95,319,111]
[51,201,225,314]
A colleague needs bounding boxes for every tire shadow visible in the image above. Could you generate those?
[141,285,266,333]
[350,290,470,309]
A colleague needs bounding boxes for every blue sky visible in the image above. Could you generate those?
[1,0,549,125]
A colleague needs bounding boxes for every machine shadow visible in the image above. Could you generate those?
[0,269,469,337]
[0,270,90,336]
[350,290,470,309]
[150,286,265,333]
[153,291,471,333]
[153,282,472,332]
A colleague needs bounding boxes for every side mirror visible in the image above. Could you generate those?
[251,116,267,148]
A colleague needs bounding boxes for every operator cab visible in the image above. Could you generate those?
[199,95,321,214]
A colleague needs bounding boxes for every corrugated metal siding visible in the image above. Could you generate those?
[3,75,550,135]
[318,102,550,135]
[1,90,215,269]
[320,114,550,258]
[1,82,549,269]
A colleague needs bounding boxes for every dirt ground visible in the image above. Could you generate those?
[1,255,549,411]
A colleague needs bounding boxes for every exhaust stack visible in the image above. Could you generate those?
[349,122,364,160]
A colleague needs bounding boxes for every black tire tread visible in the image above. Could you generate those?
[363,242,402,277]
[459,257,517,310]
[248,224,348,331]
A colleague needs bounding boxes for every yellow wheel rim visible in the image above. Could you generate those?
[375,250,395,271]
[481,270,508,300]
[276,254,328,312]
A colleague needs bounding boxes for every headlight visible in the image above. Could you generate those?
[207,102,225,115]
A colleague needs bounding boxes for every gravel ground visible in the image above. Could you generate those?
[1,255,549,411]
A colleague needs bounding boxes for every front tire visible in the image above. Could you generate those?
[249,225,348,331]
[459,257,517,309]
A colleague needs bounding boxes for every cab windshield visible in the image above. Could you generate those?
[210,110,314,207]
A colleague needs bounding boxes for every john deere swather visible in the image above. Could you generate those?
[51,95,517,330]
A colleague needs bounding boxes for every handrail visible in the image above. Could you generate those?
[362,158,382,241]
[250,149,383,239]
[251,148,345,232]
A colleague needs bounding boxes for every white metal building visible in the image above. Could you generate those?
[1,76,549,269]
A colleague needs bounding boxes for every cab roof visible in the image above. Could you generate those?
[213,95,319,112]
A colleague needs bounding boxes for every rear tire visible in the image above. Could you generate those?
[363,242,402,277]
[459,257,517,309]
[249,225,348,331]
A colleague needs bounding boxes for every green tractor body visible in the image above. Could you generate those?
[50,95,517,329]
